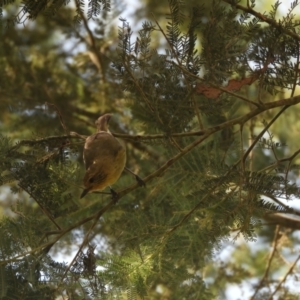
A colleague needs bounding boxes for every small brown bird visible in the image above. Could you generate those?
[80,114,126,199]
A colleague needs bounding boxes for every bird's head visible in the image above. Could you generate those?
[95,113,112,132]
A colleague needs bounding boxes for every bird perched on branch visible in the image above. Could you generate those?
[80,114,126,199]
[80,113,145,199]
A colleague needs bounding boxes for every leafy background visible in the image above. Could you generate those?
[1,0,300,299]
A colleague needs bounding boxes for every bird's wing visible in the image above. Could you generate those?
[83,132,124,170]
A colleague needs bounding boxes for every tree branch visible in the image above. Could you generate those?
[250,225,280,300]
[268,254,300,299]
[222,0,300,42]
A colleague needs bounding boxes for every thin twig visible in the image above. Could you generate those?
[18,183,62,230]
[58,203,110,284]
[268,254,300,300]
[45,102,68,133]
[9,135,82,152]
[263,193,300,217]
[284,41,300,191]
[192,94,204,129]
[269,131,279,161]
[242,105,290,167]
[166,182,239,238]
[259,148,300,173]
[250,226,280,300]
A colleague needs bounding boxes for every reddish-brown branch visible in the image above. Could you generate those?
[196,76,258,99]
[196,56,275,100]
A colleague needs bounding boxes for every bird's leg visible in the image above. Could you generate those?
[124,167,145,187]
[109,187,119,204]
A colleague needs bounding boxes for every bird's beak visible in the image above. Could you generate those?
[80,188,89,199]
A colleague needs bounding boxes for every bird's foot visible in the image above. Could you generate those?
[109,187,119,204]
[135,175,146,187]
[124,167,145,187]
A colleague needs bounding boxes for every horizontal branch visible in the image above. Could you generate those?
[116,133,211,199]
[115,95,300,141]
[8,95,300,151]
[9,135,73,151]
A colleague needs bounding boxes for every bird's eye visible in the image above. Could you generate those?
[89,177,94,183]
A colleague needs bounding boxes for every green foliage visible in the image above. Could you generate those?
[1,0,300,299]
[0,0,112,24]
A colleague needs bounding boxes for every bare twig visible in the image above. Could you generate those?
[266,128,279,162]
[242,105,290,167]
[284,41,300,191]
[268,254,300,300]
[250,226,280,300]
[45,102,68,133]
[259,148,300,174]
[58,202,111,284]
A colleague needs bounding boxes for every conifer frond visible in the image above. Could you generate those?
[87,0,111,19]
[245,172,289,197]
[2,0,300,298]
[115,17,197,134]
[13,162,79,217]
[74,0,85,24]
[0,0,16,5]
[21,0,48,19]
[43,0,67,17]
[166,0,185,25]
